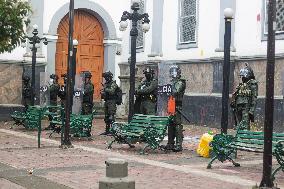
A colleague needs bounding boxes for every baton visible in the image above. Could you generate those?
[176,109,190,123]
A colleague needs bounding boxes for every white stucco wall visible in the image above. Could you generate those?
[2,0,284,63]
[121,0,221,62]
[161,0,221,61]
[235,0,284,56]
[0,47,26,61]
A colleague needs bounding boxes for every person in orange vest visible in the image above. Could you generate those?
[164,65,186,152]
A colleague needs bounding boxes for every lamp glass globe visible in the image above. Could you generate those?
[142,23,150,32]
[73,39,78,46]
[132,0,140,4]
[119,21,128,30]
[32,24,38,30]
[224,8,234,19]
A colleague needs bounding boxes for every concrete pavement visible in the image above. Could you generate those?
[0,120,283,189]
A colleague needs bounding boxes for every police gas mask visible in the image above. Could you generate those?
[143,68,154,81]
[239,68,250,83]
[105,76,112,82]
[102,72,113,83]
[171,70,178,78]
[85,77,90,83]
[169,65,181,79]
[145,73,152,81]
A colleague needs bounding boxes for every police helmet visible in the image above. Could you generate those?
[82,71,92,78]
[169,65,181,78]
[239,63,254,79]
[143,67,155,75]
[102,71,113,78]
[50,74,59,80]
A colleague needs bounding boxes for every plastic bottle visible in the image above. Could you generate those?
[196,131,214,158]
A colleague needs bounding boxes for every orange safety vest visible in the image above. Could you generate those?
[167,96,176,116]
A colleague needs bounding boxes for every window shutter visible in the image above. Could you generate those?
[265,0,284,34]
[180,0,197,43]
[276,0,284,33]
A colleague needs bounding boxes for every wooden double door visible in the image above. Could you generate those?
[55,10,104,100]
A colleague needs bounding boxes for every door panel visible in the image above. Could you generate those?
[55,10,104,101]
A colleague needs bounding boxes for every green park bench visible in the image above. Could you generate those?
[11,106,43,129]
[48,107,96,138]
[207,124,284,181]
[11,105,96,138]
[108,114,171,154]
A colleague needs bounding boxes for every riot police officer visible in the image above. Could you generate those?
[231,63,258,130]
[22,75,32,111]
[49,74,60,106]
[100,71,118,135]
[58,73,67,109]
[82,71,94,115]
[46,74,60,130]
[165,65,186,152]
[135,67,158,115]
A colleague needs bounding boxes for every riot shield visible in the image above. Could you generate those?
[157,62,174,116]
[39,72,50,107]
[72,74,84,114]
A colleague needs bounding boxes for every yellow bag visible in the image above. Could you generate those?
[197,133,213,158]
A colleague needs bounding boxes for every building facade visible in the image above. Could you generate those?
[1,0,284,131]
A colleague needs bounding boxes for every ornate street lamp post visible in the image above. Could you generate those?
[21,24,48,106]
[221,8,234,134]
[71,39,78,108]
[119,0,150,122]
[260,0,277,188]
[62,0,75,147]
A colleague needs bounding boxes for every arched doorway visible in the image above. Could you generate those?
[55,10,104,101]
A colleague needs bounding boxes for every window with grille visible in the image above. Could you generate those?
[136,0,145,49]
[264,0,284,34]
[179,0,197,44]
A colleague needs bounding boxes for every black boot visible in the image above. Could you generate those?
[163,123,176,151]
[162,143,175,151]
[172,124,183,152]
[99,124,111,135]
[172,145,183,152]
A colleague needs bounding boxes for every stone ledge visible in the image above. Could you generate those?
[0,104,24,121]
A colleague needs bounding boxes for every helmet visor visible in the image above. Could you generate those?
[170,69,178,78]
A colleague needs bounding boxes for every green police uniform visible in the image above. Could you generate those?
[47,74,60,130]
[22,76,32,111]
[231,64,258,130]
[232,79,258,130]
[101,71,118,135]
[49,74,60,106]
[165,65,186,152]
[58,74,67,109]
[136,68,158,115]
[82,72,94,115]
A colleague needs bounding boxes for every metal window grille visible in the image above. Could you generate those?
[136,0,145,49]
[264,0,284,34]
[179,0,197,43]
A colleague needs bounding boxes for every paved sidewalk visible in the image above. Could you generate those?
[0,120,283,189]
